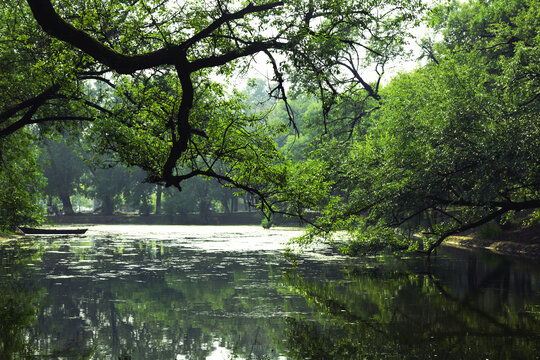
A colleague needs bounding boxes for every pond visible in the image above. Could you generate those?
[1,225,539,359]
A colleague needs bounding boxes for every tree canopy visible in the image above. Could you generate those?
[291,0,540,254]
[18,0,421,194]
[0,0,538,255]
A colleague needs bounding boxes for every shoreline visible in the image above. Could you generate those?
[443,222,540,260]
[443,236,540,260]
[3,222,539,260]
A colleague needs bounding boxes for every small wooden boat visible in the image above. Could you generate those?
[19,227,88,235]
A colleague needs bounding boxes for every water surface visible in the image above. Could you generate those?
[1,225,539,359]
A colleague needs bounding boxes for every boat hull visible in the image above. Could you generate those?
[19,227,88,235]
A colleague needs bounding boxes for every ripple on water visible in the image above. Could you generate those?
[141,267,166,272]
[96,272,118,278]
[71,265,93,271]
[45,275,79,279]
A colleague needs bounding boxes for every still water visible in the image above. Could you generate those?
[1,225,539,359]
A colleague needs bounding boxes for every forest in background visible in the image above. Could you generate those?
[1,0,538,255]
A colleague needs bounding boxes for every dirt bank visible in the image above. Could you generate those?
[444,223,540,259]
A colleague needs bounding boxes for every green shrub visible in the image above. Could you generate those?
[339,225,408,255]
[261,217,273,229]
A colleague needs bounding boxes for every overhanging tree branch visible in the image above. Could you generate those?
[0,104,40,138]
[0,84,61,123]
[27,0,285,74]
[26,0,177,74]
[0,115,95,138]
[26,0,290,189]
[180,2,284,49]
[427,208,507,256]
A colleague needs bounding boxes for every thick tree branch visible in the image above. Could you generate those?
[0,84,60,123]
[162,60,194,188]
[27,0,285,75]
[491,199,540,210]
[191,41,287,71]
[427,208,507,256]
[0,104,40,138]
[0,115,95,138]
[180,2,284,49]
[26,0,178,74]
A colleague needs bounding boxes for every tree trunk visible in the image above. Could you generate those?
[155,186,162,215]
[59,193,74,215]
[199,199,210,224]
[102,196,114,215]
[220,198,231,214]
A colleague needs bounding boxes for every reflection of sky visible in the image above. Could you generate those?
[87,224,304,252]
[177,341,274,360]
[205,341,235,360]
[200,341,289,360]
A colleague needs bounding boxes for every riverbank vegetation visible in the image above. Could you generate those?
[0,0,538,255]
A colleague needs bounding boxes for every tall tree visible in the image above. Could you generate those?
[39,138,87,215]
[22,0,423,214]
[294,0,540,255]
[83,163,134,216]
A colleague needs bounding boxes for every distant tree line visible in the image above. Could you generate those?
[38,137,251,217]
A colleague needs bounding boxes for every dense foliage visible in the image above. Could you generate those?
[0,134,44,231]
[291,0,540,254]
[0,0,422,229]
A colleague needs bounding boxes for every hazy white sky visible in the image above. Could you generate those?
[229,23,431,92]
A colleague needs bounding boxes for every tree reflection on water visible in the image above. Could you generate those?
[0,241,45,359]
[280,250,540,359]
[0,227,539,359]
